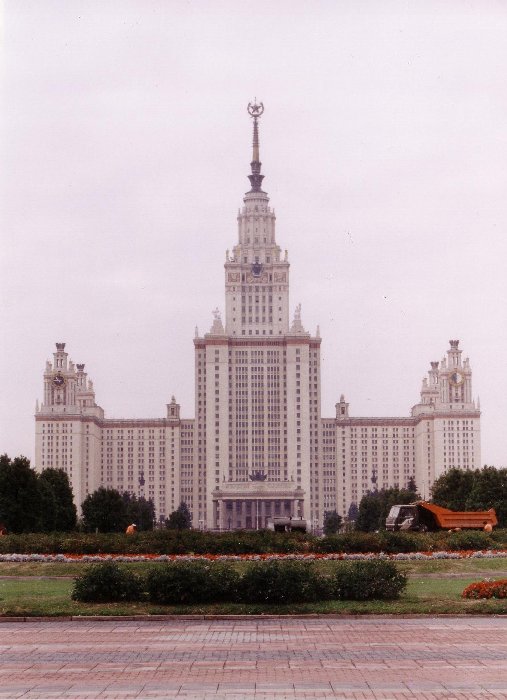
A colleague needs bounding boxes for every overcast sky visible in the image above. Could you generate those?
[1,0,506,468]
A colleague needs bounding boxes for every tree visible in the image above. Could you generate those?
[39,468,77,531]
[355,491,384,532]
[37,477,58,532]
[347,501,359,522]
[407,476,418,494]
[356,486,420,532]
[323,510,342,535]
[166,502,192,530]
[430,468,475,511]
[122,492,155,531]
[81,487,128,532]
[0,455,42,533]
[432,466,507,527]
[466,466,507,526]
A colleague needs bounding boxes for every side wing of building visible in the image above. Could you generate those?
[321,340,481,519]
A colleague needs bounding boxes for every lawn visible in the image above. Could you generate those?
[0,559,506,617]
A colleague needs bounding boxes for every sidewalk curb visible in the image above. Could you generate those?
[0,612,503,622]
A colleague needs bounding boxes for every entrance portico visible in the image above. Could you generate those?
[213,481,305,530]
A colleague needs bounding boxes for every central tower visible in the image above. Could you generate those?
[225,102,290,338]
[194,103,323,530]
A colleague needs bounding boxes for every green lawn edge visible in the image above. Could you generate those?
[1,560,507,617]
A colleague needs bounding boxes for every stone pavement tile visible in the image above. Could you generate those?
[60,695,104,699]
[0,690,29,699]
[330,682,370,690]
[320,660,355,668]
[179,683,219,691]
[481,661,507,667]
[191,661,225,668]
[385,660,420,668]
[405,681,446,691]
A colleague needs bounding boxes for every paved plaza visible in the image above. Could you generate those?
[0,616,507,699]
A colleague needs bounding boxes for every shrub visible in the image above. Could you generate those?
[207,563,241,601]
[314,532,383,554]
[239,560,331,604]
[332,560,407,600]
[146,561,235,604]
[377,530,428,554]
[72,562,143,602]
[462,579,507,599]
[445,530,492,552]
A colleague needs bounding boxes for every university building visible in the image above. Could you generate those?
[34,104,481,529]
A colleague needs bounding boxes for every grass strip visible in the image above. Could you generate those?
[1,570,507,617]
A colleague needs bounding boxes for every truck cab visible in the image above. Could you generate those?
[386,504,419,531]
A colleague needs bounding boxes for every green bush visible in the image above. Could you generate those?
[445,530,493,552]
[315,532,383,553]
[68,559,409,605]
[332,560,407,600]
[377,530,429,553]
[207,563,241,601]
[72,562,143,602]
[239,560,331,604]
[146,561,238,604]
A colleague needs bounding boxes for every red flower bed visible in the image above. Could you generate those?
[462,579,507,599]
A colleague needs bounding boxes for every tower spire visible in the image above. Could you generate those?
[247,100,265,193]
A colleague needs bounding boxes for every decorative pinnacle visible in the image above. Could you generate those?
[247,101,265,193]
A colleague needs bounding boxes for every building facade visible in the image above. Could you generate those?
[34,105,481,529]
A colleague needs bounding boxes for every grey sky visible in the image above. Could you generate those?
[1,0,506,468]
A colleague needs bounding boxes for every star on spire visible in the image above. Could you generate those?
[246,100,265,193]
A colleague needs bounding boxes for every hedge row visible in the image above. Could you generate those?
[72,560,407,604]
[0,528,504,556]
[0,529,501,556]
[0,530,312,555]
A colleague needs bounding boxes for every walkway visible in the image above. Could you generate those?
[0,616,506,698]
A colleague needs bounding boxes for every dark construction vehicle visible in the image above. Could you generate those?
[385,501,497,532]
[266,517,307,533]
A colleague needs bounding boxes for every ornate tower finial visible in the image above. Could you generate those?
[247,101,265,193]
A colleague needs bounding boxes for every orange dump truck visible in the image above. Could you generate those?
[386,501,497,532]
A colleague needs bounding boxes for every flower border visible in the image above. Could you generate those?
[1,550,507,563]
